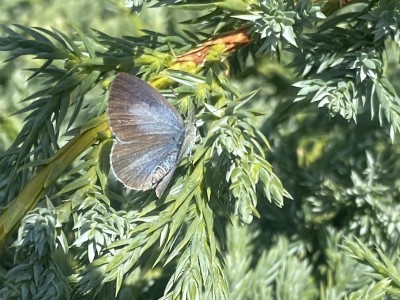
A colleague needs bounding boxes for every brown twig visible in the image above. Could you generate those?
[176,27,251,65]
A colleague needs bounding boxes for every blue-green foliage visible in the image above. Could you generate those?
[0,200,70,300]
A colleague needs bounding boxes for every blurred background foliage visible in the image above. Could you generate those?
[0,0,400,299]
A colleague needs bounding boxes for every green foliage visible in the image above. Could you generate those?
[225,220,317,299]
[292,0,400,140]
[0,0,400,299]
[0,199,70,300]
[343,237,400,299]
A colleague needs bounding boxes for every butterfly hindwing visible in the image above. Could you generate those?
[111,141,180,191]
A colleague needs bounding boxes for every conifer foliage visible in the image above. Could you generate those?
[0,0,400,299]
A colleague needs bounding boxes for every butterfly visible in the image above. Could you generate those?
[108,73,195,197]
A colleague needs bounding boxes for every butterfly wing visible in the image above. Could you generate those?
[108,73,186,195]
[155,120,196,197]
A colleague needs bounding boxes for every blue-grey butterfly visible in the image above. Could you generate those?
[108,73,195,197]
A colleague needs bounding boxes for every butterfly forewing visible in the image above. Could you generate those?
[108,73,186,196]
[109,73,184,142]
